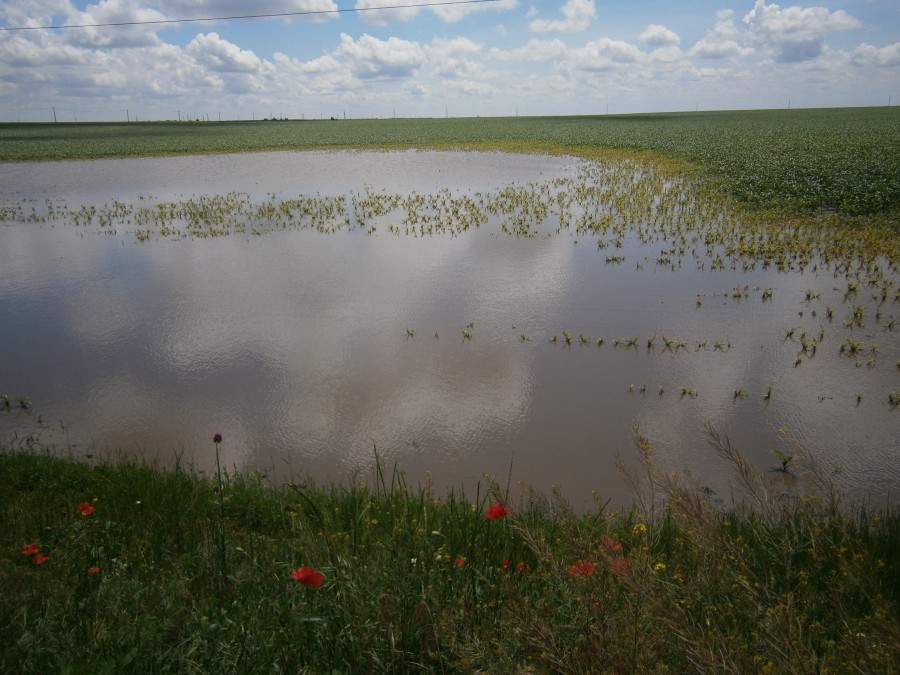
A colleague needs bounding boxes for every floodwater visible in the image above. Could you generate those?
[1,150,897,510]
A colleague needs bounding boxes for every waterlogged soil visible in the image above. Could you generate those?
[0,150,897,509]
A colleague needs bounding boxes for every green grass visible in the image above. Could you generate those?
[2,433,898,674]
[1,107,899,218]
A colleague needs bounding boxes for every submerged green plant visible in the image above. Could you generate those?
[771,448,794,473]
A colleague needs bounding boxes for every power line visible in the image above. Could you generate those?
[0,0,502,31]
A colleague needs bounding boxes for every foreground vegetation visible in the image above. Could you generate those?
[1,107,898,219]
[2,432,899,674]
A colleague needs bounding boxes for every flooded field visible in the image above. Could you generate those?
[1,150,897,509]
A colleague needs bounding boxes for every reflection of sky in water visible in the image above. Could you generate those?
[1,151,898,510]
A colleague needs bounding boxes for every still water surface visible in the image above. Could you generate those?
[1,151,897,509]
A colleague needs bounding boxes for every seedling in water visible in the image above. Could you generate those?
[772,449,794,473]
[840,340,862,354]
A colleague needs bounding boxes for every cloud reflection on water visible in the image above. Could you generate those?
[0,151,897,509]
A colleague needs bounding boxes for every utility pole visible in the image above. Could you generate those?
[126,109,130,123]
[177,111,181,122]
[52,106,57,123]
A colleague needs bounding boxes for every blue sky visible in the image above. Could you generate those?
[0,0,898,121]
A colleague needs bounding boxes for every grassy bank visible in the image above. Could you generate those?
[2,432,898,673]
[1,107,899,219]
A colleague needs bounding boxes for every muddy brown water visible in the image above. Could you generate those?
[1,151,897,510]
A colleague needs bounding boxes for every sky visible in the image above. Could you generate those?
[0,0,898,122]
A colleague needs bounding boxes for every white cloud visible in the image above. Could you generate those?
[639,24,680,47]
[187,32,262,73]
[488,38,567,63]
[354,0,420,26]
[743,0,861,62]
[442,79,497,97]
[0,0,895,120]
[430,0,518,23]
[0,32,84,69]
[355,0,517,25]
[336,33,425,80]
[427,37,483,78]
[530,0,595,33]
[159,0,339,22]
[0,0,75,27]
[850,42,900,67]
[648,45,684,63]
[569,37,643,72]
[272,51,359,97]
[9,0,168,49]
[689,10,754,59]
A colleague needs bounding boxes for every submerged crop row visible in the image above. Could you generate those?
[1,107,898,218]
[3,155,898,272]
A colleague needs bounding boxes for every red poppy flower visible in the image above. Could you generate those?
[502,559,511,569]
[601,535,622,553]
[22,542,40,556]
[569,560,594,577]
[454,558,465,567]
[609,556,631,576]
[516,561,531,572]
[87,566,101,577]
[485,503,510,519]
[291,566,324,588]
[32,552,50,565]
[77,501,95,516]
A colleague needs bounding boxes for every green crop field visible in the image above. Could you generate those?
[1,107,898,218]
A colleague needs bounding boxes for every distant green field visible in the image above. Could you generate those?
[1,107,898,217]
